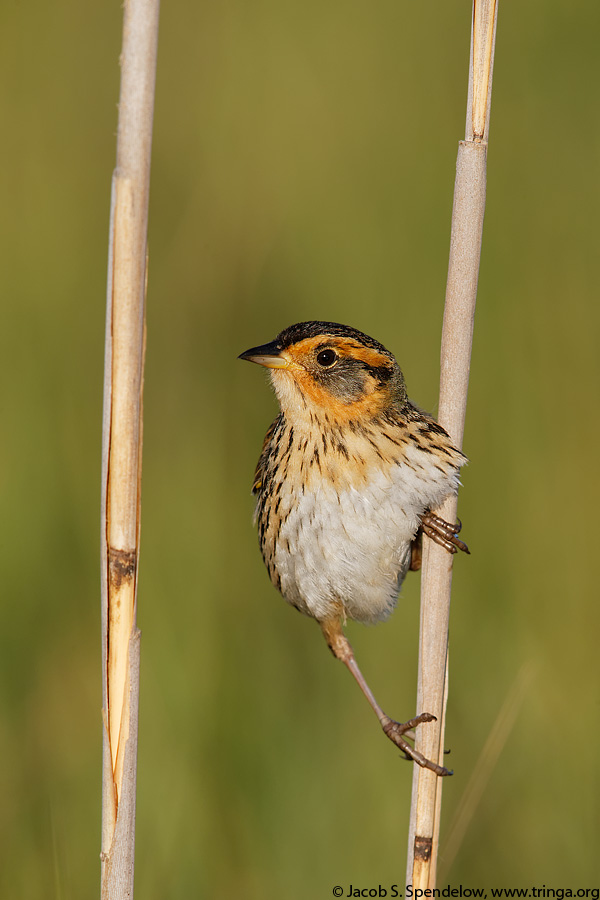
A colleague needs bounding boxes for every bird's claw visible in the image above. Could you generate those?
[381,713,453,777]
[420,512,470,556]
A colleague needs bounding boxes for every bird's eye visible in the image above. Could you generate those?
[316,348,338,368]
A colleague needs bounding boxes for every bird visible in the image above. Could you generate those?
[239,321,469,775]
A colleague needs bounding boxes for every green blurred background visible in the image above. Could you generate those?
[2,1,599,896]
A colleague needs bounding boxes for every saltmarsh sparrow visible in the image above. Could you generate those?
[239,321,468,776]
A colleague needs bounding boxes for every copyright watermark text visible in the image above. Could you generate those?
[331,887,600,900]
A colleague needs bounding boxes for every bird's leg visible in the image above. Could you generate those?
[319,616,452,777]
[409,530,423,571]
[420,511,470,556]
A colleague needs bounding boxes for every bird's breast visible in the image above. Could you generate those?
[255,415,461,624]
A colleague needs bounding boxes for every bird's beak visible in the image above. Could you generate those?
[238,340,291,369]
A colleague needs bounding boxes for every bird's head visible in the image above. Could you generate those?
[239,321,408,422]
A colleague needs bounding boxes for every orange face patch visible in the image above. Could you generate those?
[270,335,396,422]
[286,335,393,371]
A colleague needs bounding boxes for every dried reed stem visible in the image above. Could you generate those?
[100,1,159,897]
[406,1,498,887]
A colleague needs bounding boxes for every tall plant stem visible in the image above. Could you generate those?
[406,0,498,886]
[100,1,159,897]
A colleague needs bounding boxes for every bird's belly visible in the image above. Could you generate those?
[272,472,419,624]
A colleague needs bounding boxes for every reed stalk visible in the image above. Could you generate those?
[100,2,159,897]
[406,0,498,886]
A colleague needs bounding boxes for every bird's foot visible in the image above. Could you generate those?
[380,713,453,777]
[420,512,470,556]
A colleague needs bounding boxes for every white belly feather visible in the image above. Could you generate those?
[273,449,459,624]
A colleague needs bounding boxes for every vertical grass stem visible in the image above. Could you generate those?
[406,1,497,886]
[100,1,159,897]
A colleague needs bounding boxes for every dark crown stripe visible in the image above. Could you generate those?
[276,321,390,356]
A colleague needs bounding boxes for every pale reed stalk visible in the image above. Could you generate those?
[100,1,159,897]
[406,1,498,887]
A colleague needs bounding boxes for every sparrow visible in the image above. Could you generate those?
[239,321,468,776]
